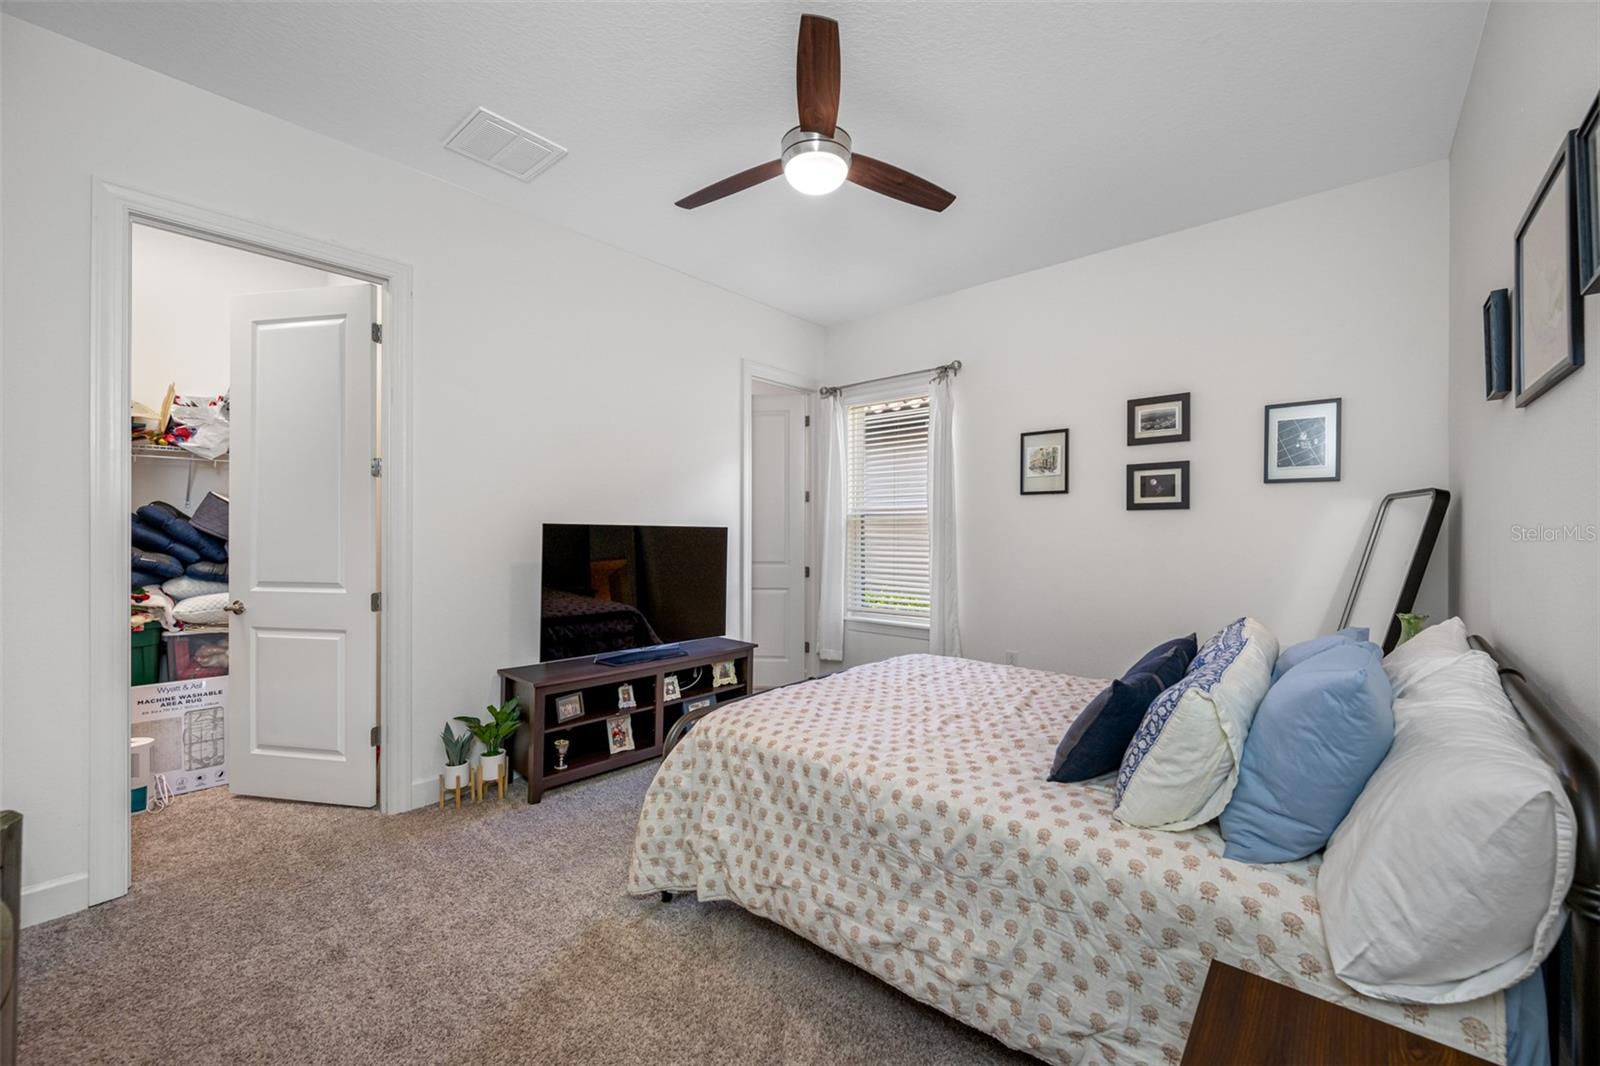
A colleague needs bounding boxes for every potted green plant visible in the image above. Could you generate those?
[440,723,473,790]
[454,698,522,788]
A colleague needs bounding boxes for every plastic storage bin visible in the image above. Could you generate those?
[162,629,229,680]
[131,623,162,685]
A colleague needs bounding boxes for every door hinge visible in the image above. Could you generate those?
[371,592,382,612]
[370,458,383,478]
[805,641,811,654]
[804,415,811,427]
[804,490,811,503]
[370,725,381,747]
[804,565,811,578]
[371,322,383,344]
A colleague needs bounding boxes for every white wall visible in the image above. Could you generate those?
[1447,1,1600,754]
[1,17,823,923]
[824,163,1451,678]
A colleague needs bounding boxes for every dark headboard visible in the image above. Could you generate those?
[1470,636,1598,1066]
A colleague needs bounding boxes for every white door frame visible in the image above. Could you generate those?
[89,180,415,907]
[739,359,817,680]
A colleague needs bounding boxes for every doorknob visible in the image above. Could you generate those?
[223,600,246,615]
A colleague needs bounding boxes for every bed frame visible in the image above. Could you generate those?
[1471,636,1598,1066]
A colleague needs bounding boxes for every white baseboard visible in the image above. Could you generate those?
[21,872,89,927]
[408,775,443,811]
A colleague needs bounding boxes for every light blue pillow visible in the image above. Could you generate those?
[1271,625,1369,682]
[1220,640,1393,863]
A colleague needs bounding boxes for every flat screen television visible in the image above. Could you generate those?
[539,523,727,662]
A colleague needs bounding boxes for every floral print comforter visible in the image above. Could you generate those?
[628,654,1505,1065]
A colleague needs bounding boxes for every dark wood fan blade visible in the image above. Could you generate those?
[675,160,784,209]
[796,14,841,136]
[847,155,956,212]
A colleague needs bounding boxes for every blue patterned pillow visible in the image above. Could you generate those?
[1112,617,1278,830]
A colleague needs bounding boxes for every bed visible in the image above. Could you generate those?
[629,651,1595,1065]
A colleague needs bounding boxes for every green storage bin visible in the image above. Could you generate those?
[131,623,161,686]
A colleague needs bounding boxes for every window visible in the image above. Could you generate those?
[846,394,931,623]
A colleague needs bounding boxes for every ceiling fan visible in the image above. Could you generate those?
[675,14,956,213]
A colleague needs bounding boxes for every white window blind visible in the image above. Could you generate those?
[846,394,931,622]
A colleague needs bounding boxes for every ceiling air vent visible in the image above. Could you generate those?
[444,108,566,182]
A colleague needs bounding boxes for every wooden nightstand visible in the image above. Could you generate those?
[1181,962,1492,1065]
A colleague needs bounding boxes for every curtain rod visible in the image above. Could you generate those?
[818,360,962,398]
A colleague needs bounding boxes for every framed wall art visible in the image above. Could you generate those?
[1127,392,1190,445]
[1264,398,1341,483]
[1484,289,1511,400]
[1126,461,1190,511]
[1019,428,1068,495]
[1514,132,1586,406]
[1576,91,1600,297]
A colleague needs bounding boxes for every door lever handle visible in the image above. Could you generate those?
[223,600,246,615]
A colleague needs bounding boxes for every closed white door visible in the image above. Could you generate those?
[751,392,809,689]
[228,285,378,806]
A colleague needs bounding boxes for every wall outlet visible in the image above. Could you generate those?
[1004,650,1020,666]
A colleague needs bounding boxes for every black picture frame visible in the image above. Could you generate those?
[1019,428,1068,495]
[1126,392,1191,446]
[1577,92,1600,297]
[1126,460,1190,511]
[1263,398,1341,483]
[1514,132,1586,407]
[1484,289,1511,400]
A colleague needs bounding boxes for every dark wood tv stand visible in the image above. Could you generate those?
[500,637,756,803]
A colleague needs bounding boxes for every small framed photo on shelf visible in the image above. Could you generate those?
[1514,132,1586,406]
[1483,289,1511,400]
[606,714,635,754]
[711,660,738,688]
[1126,461,1190,511]
[682,694,716,715]
[1577,92,1600,296]
[662,674,681,701]
[1019,428,1068,495]
[1127,392,1190,446]
[616,683,637,710]
[554,692,585,723]
[1263,398,1340,483]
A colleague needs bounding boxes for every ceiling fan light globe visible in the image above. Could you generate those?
[780,126,852,197]
[784,152,849,196]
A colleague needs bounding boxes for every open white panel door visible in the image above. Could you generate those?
[751,393,809,689]
[228,285,377,806]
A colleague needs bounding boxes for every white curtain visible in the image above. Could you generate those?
[816,391,848,661]
[927,372,961,656]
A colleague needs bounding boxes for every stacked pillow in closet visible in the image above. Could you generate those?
[130,501,230,626]
[1045,614,1576,1013]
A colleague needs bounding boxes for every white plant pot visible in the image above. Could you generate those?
[478,752,506,784]
[442,762,468,789]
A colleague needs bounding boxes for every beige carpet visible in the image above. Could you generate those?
[18,764,1032,1066]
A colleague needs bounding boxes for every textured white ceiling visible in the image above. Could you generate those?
[8,1,1487,325]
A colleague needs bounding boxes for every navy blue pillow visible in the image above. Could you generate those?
[1049,645,1190,782]
[1126,633,1198,679]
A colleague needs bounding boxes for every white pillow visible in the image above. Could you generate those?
[1381,616,1470,698]
[1321,649,1575,1003]
[1113,617,1278,830]
[161,575,229,601]
[172,593,229,627]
